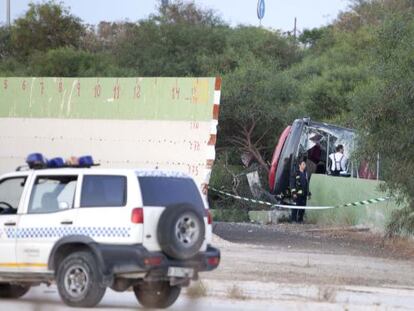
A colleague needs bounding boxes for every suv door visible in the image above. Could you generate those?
[16,174,79,272]
[76,173,140,245]
[0,175,29,272]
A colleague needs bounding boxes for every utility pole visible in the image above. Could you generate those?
[293,17,297,40]
[6,0,11,27]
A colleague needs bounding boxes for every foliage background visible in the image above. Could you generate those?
[0,0,413,234]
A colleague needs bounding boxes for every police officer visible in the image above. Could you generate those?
[290,158,310,223]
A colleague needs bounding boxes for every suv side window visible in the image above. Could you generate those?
[0,177,27,215]
[28,176,78,214]
[138,177,204,210]
[80,175,127,208]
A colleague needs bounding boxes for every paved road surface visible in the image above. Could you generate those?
[4,283,413,311]
[2,223,414,310]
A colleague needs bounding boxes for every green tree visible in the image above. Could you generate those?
[113,1,228,76]
[11,1,85,59]
[350,8,414,234]
[0,27,12,59]
[27,47,126,77]
[218,59,302,171]
[299,27,326,47]
[225,26,301,70]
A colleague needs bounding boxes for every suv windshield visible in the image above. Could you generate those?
[138,177,203,210]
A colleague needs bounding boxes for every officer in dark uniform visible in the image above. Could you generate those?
[290,158,310,223]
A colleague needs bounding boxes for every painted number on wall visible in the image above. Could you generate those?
[187,165,199,176]
[190,121,199,130]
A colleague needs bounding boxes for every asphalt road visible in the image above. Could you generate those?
[2,223,414,310]
[0,285,311,311]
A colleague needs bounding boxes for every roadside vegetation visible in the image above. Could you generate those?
[0,0,413,235]
[186,281,208,299]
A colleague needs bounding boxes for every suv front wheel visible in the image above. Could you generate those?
[133,281,181,309]
[56,251,106,308]
[0,283,30,299]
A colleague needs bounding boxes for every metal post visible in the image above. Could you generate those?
[326,134,330,173]
[376,153,380,180]
[351,161,354,178]
[351,140,355,178]
[6,0,11,27]
[294,17,297,39]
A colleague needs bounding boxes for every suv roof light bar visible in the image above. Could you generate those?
[19,153,99,171]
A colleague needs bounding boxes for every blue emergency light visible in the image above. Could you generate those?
[78,156,94,168]
[26,153,47,169]
[25,153,96,169]
[47,157,65,168]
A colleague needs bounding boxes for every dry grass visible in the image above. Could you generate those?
[186,280,208,298]
[339,231,414,260]
[382,236,414,259]
[226,285,249,300]
[317,286,337,302]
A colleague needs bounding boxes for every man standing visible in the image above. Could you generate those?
[290,158,310,223]
[329,144,348,176]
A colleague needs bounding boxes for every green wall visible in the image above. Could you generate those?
[307,175,399,230]
[0,77,215,121]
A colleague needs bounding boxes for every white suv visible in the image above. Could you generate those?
[0,154,219,309]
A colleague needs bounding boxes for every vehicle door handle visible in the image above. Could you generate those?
[61,220,73,225]
[4,222,16,226]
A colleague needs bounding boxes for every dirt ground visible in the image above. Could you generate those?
[213,222,414,261]
[2,222,414,310]
[194,222,414,309]
[210,222,414,286]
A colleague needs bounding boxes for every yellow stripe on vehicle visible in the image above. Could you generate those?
[0,263,47,268]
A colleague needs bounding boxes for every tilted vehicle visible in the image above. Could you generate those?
[268,117,380,202]
[0,154,219,309]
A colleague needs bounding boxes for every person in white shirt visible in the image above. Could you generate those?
[329,144,348,176]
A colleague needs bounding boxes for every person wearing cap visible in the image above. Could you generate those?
[329,144,348,176]
[290,158,311,223]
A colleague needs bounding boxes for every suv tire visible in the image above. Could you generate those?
[157,203,205,260]
[133,281,181,309]
[0,283,30,298]
[56,251,106,308]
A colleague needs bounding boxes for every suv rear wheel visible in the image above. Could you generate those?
[0,283,30,299]
[56,251,106,307]
[157,204,205,260]
[133,281,181,309]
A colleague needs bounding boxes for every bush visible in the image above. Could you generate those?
[208,153,275,222]
[387,205,414,236]
[28,48,126,77]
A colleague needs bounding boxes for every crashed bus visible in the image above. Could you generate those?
[269,117,379,202]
